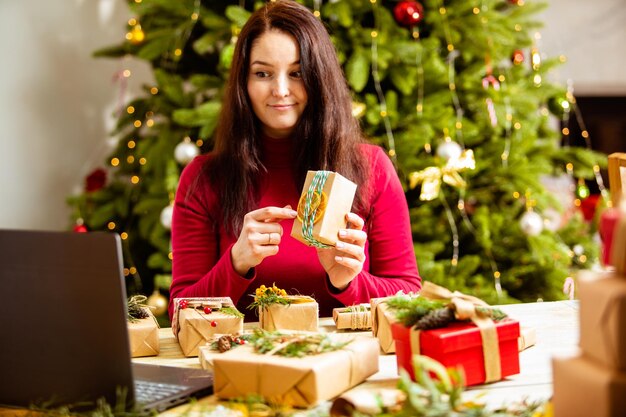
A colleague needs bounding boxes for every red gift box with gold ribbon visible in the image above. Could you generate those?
[391,318,520,386]
[390,281,521,386]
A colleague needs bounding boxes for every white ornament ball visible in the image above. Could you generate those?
[573,244,585,256]
[160,204,174,229]
[520,211,544,236]
[542,208,562,232]
[436,140,462,162]
[174,141,200,165]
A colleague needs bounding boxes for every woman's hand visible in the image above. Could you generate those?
[231,206,297,276]
[317,212,367,290]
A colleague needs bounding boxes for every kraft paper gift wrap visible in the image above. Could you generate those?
[259,296,319,332]
[173,297,244,357]
[552,355,626,417]
[291,170,357,247]
[333,304,372,330]
[577,271,626,371]
[370,297,398,353]
[127,309,160,358]
[208,335,380,407]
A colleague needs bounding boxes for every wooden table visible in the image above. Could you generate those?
[133,300,579,414]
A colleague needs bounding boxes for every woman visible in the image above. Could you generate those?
[169,0,420,320]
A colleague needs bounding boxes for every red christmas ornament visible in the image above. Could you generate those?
[579,194,600,222]
[393,1,424,28]
[203,306,212,314]
[85,168,107,192]
[73,224,88,233]
[512,49,524,65]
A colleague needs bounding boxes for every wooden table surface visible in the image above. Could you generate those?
[132,300,579,414]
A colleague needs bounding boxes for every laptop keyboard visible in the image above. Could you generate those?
[134,380,189,404]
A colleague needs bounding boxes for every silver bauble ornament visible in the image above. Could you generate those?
[573,244,585,256]
[542,208,562,232]
[520,211,543,236]
[436,140,462,162]
[146,290,168,316]
[174,141,200,165]
[160,204,174,229]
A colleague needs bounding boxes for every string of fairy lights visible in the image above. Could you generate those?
[77,0,609,302]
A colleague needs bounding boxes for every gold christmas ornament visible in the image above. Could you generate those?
[409,150,475,201]
[128,24,145,45]
[147,290,168,316]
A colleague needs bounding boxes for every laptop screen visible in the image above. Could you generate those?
[0,229,135,408]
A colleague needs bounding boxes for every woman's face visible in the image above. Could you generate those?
[247,30,308,139]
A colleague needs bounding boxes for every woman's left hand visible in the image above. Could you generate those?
[317,212,367,291]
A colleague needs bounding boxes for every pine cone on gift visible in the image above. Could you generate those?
[414,307,455,330]
[217,335,233,352]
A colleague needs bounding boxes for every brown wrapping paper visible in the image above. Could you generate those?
[127,309,160,358]
[259,296,319,332]
[291,171,357,247]
[577,271,626,370]
[552,355,626,417]
[370,297,397,353]
[209,335,380,407]
[329,389,405,416]
[333,304,372,330]
[173,297,244,357]
[518,326,536,352]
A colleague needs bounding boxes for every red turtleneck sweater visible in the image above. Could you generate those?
[169,136,420,320]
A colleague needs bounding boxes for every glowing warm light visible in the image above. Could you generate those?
[127,156,135,163]
[131,176,140,184]
[128,140,136,148]
[121,232,129,240]
[139,158,147,165]
[150,87,159,95]
[134,120,142,128]
[107,222,116,230]
[111,158,120,167]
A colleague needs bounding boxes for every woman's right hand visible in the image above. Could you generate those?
[230,205,297,276]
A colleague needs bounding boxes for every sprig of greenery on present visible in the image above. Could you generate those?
[385,295,507,329]
[248,284,292,310]
[220,306,244,319]
[248,328,351,358]
[127,295,150,323]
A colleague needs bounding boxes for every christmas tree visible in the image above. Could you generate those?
[68,0,607,313]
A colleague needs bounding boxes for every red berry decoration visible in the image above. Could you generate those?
[180,300,189,309]
[203,306,212,314]
[393,1,424,28]
[210,321,217,327]
[73,224,88,233]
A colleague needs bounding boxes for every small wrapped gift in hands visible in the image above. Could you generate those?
[290,170,357,248]
[250,284,319,332]
[127,295,160,358]
[387,281,520,386]
[172,297,244,357]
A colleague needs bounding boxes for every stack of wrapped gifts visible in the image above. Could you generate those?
[553,209,626,416]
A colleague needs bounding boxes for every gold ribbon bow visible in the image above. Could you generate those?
[412,281,502,383]
[409,149,476,201]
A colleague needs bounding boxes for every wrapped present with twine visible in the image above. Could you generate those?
[172,297,244,357]
[250,284,318,332]
[127,295,160,358]
[290,170,357,248]
[333,304,372,330]
[388,281,520,386]
[578,270,626,371]
[371,297,398,354]
[204,331,379,408]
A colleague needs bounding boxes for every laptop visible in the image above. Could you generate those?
[0,229,213,412]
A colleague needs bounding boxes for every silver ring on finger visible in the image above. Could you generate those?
[267,233,272,245]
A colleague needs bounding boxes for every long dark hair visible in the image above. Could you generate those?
[207,0,369,235]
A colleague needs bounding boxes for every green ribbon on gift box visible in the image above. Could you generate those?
[301,170,332,248]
